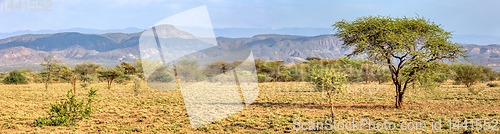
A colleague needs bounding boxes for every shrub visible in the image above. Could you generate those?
[452,63,483,87]
[487,83,499,87]
[81,76,97,83]
[80,83,88,88]
[34,88,97,126]
[151,73,174,83]
[257,74,272,83]
[2,70,28,84]
[131,75,142,96]
[115,79,124,84]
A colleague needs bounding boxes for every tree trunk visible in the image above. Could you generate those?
[108,80,113,89]
[45,73,51,90]
[396,92,403,108]
[328,92,335,118]
[395,83,404,108]
[173,67,180,90]
[73,76,77,94]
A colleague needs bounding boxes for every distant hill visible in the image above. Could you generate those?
[1,26,500,72]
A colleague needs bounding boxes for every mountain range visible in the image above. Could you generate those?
[1,26,500,72]
[3,27,500,45]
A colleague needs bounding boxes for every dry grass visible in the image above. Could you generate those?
[0,80,499,133]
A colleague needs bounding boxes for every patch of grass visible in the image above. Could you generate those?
[467,86,485,95]
[0,81,498,133]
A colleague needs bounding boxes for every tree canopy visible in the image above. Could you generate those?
[333,15,467,108]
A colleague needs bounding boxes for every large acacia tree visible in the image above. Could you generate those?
[333,16,466,108]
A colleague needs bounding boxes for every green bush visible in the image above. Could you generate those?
[487,83,499,87]
[81,76,97,83]
[257,74,273,83]
[34,88,97,126]
[151,73,174,83]
[452,63,483,87]
[115,79,124,84]
[308,67,347,92]
[2,70,28,84]
[80,83,88,88]
[131,75,142,96]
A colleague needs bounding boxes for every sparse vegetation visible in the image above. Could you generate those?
[34,88,97,126]
[487,83,499,87]
[467,86,485,95]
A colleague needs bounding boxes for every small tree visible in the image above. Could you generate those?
[333,16,466,108]
[40,55,64,90]
[117,62,137,75]
[308,66,347,117]
[2,70,28,84]
[74,62,101,82]
[452,63,483,87]
[97,68,124,89]
[175,59,206,82]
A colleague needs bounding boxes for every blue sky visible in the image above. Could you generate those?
[1,0,500,37]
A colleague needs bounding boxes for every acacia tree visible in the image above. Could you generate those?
[97,68,124,89]
[74,62,101,83]
[333,16,466,108]
[41,55,64,90]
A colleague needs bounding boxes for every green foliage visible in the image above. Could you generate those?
[479,65,497,82]
[308,67,347,92]
[80,83,88,88]
[133,58,144,79]
[374,67,391,84]
[74,62,101,77]
[257,74,273,83]
[40,55,64,90]
[148,65,175,83]
[81,76,97,83]
[411,62,450,90]
[305,57,321,61]
[255,59,285,81]
[34,88,97,127]
[452,63,483,87]
[202,61,226,78]
[487,83,499,87]
[58,65,74,83]
[98,68,124,89]
[117,62,137,75]
[115,79,124,84]
[175,59,206,82]
[131,75,143,96]
[2,70,28,84]
[333,15,466,108]
[152,72,174,82]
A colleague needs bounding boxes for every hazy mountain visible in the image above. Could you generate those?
[4,27,500,45]
[2,26,500,72]
[0,27,143,40]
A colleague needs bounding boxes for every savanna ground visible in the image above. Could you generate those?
[0,80,499,133]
